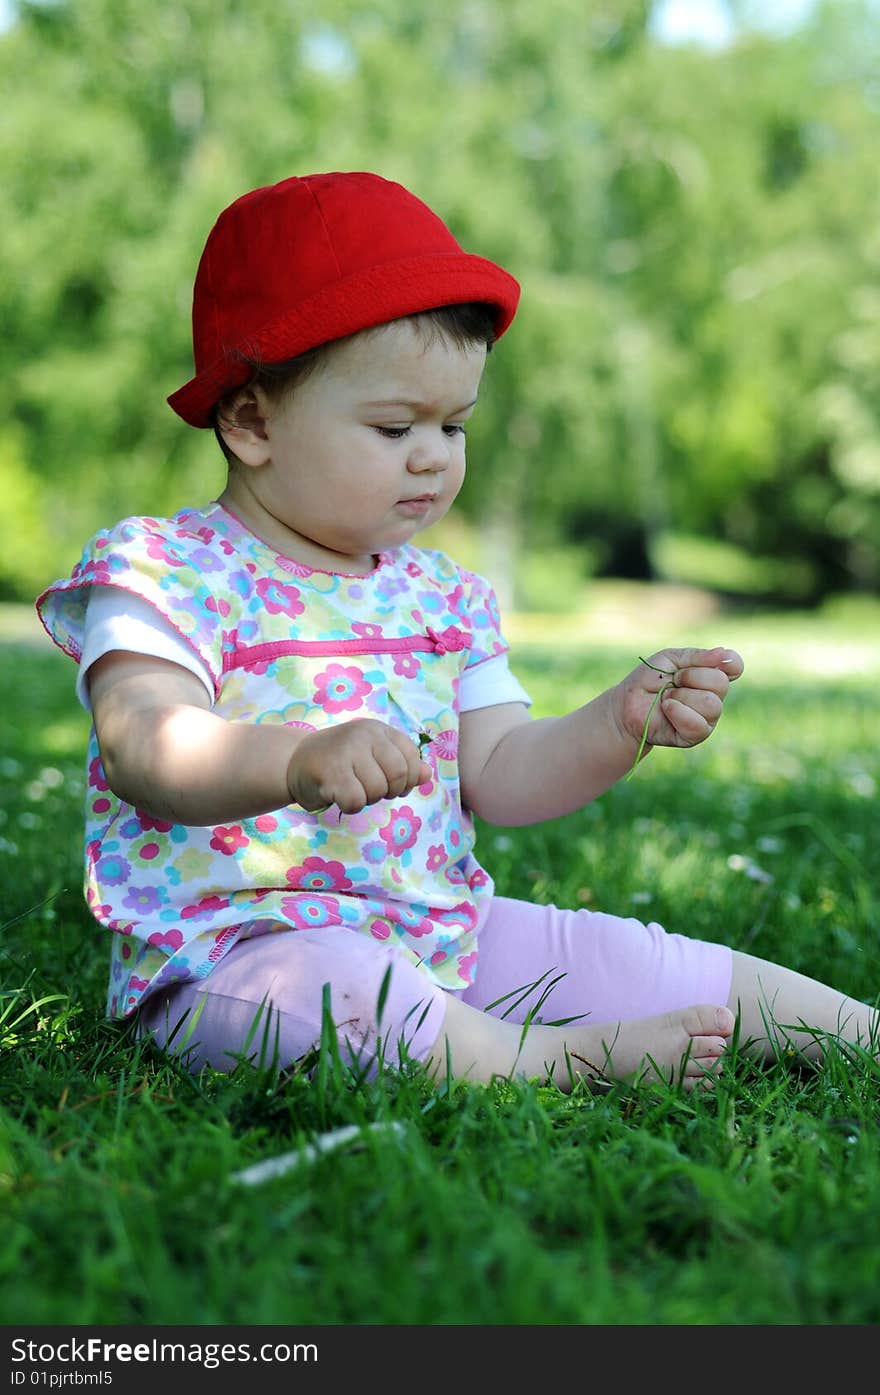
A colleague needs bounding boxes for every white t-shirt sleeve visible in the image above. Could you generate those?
[77,585,531,715]
[459,653,531,712]
[76,586,215,712]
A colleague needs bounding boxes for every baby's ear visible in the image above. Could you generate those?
[215,387,270,466]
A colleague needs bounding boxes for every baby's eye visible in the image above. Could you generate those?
[443,423,467,437]
[375,425,413,439]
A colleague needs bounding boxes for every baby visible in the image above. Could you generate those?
[37,172,878,1090]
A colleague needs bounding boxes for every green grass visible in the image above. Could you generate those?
[1,594,879,1325]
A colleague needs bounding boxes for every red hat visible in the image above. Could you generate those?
[167,171,521,428]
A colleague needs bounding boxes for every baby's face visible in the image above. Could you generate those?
[229,318,486,573]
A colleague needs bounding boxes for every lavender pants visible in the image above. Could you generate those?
[136,897,732,1077]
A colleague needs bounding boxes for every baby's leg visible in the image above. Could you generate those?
[442,896,736,1091]
[728,950,879,1063]
[426,993,734,1092]
[136,925,447,1077]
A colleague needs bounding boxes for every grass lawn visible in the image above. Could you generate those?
[1,588,878,1326]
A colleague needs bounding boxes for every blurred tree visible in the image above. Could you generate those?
[3,0,879,603]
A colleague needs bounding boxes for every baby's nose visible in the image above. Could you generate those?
[408,431,452,471]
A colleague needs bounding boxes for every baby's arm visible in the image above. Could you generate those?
[89,651,428,824]
[458,646,743,826]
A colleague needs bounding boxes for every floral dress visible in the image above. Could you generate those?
[37,502,510,1018]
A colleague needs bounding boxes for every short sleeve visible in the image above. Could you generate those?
[458,567,510,670]
[459,652,531,711]
[35,513,229,699]
[75,587,216,711]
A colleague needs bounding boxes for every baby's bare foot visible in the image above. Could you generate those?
[572,1004,735,1092]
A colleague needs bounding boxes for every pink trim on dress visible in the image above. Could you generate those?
[224,624,473,672]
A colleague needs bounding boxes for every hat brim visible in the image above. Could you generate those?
[167,251,520,428]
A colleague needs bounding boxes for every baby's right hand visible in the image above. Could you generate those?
[286,719,431,815]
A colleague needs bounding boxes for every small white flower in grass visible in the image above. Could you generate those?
[727,853,774,885]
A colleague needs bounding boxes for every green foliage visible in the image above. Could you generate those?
[4,0,880,600]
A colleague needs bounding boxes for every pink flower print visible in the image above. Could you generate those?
[392,653,421,679]
[204,595,231,618]
[194,526,216,545]
[456,951,478,985]
[88,756,110,792]
[125,974,151,999]
[254,814,278,835]
[446,583,467,621]
[81,558,115,585]
[133,809,174,834]
[86,888,113,919]
[122,885,166,914]
[369,918,391,941]
[432,729,458,763]
[286,856,353,893]
[96,853,131,886]
[435,902,478,931]
[426,844,446,872]
[210,824,250,856]
[391,907,434,938]
[182,894,230,920]
[280,895,344,930]
[352,621,383,639]
[405,562,423,578]
[379,805,422,856]
[255,576,305,618]
[468,867,490,891]
[314,664,372,714]
[145,534,184,567]
[147,928,185,953]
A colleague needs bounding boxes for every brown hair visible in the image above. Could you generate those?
[212,302,497,466]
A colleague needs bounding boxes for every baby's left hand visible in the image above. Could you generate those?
[619,646,744,754]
